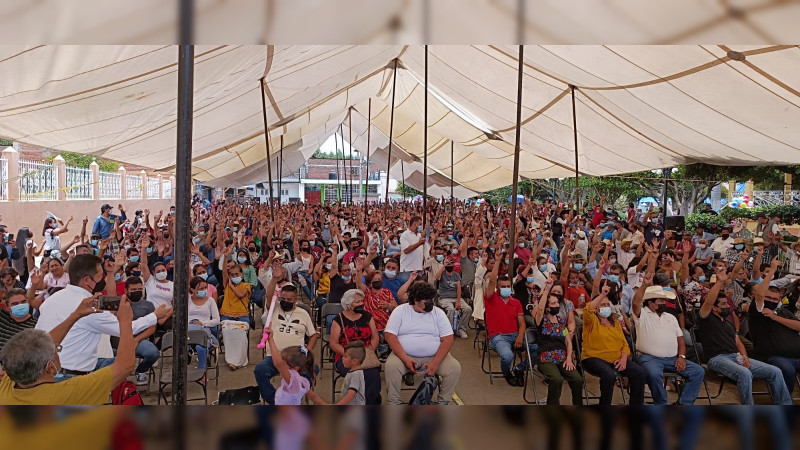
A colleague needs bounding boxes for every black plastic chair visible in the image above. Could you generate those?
[522,327,544,404]
[157,330,210,405]
[319,303,344,371]
[480,313,524,385]
[629,325,686,404]
[574,331,627,405]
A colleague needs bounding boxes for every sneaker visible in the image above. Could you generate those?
[134,372,148,386]
[403,372,416,387]
[503,371,520,387]
[513,368,526,387]
[457,330,468,339]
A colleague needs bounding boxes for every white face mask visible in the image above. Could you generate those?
[155,271,168,281]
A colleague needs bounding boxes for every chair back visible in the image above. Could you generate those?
[321,303,344,322]
[296,302,312,317]
[524,327,538,362]
[160,331,174,351]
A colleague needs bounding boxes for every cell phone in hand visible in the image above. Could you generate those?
[98,295,121,311]
[6,233,13,242]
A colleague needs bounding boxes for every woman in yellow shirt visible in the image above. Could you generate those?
[219,252,252,324]
[313,253,333,309]
[581,283,646,405]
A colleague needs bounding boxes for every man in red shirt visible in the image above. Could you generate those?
[484,257,533,387]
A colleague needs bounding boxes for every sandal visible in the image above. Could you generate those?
[228,363,238,371]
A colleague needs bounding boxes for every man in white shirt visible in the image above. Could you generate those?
[35,254,172,379]
[399,216,426,278]
[384,281,461,405]
[710,228,734,255]
[632,283,704,405]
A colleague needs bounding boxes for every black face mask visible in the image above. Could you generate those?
[92,277,106,294]
[764,301,780,311]
[371,280,383,289]
[718,308,731,318]
[548,307,560,316]
[280,300,294,312]
[128,291,143,302]
[301,247,309,252]
[352,305,365,314]
[420,299,434,313]
[249,248,256,253]
[656,303,667,314]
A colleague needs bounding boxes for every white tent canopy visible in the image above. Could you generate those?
[0,45,798,197]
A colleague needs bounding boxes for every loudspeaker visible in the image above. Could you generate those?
[664,215,685,231]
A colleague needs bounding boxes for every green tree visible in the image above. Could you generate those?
[396,182,423,198]
[46,152,120,172]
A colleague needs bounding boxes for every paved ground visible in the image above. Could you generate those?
[137,305,776,406]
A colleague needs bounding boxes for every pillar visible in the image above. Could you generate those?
[728,180,735,203]
[170,176,176,200]
[745,179,754,200]
[89,161,100,200]
[785,173,792,206]
[140,170,147,200]
[53,155,67,201]
[158,174,164,199]
[118,166,127,200]
[2,146,19,201]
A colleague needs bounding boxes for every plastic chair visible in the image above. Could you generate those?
[319,303,344,371]
[629,326,685,404]
[157,330,210,405]
[480,313,524,385]
[522,327,543,404]
[574,331,627,405]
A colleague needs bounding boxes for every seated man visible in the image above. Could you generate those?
[0,288,38,354]
[632,281,705,405]
[381,259,406,303]
[697,267,792,405]
[254,266,318,404]
[748,258,800,395]
[0,296,136,405]
[124,276,158,386]
[436,258,472,339]
[384,281,462,405]
[484,256,535,387]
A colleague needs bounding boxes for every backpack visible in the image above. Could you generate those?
[112,381,144,405]
[216,386,262,405]
[408,375,439,405]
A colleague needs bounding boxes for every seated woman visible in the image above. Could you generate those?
[533,281,583,405]
[188,276,221,369]
[330,289,382,404]
[193,263,218,303]
[580,284,646,405]
[43,258,70,291]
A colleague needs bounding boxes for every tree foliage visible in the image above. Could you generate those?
[311,148,358,160]
[396,182,423,198]
[46,152,120,172]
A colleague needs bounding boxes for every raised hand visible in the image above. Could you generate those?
[643,271,654,286]
[601,284,611,296]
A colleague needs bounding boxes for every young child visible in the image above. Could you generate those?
[268,333,315,406]
[307,341,366,405]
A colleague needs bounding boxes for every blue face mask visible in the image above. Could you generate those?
[90,240,98,247]
[197,290,208,298]
[698,275,706,282]
[526,276,535,284]
[662,286,672,291]
[477,240,483,245]
[384,270,396,278]
[447,235,453,240]
[309,240,315,246]
[504,259,509,265]
[198,273,208,280]
[436,255,444,262]
[573,263,583,271]
[114,273,121,281]
[474,258,480,263]
[608,275,619,284]
[539,264,548,272]
[129,255,140,262]
[231,276,243,284]
[325,263,332,270]
[237,256,247,263]
[417,225,423,232]
[132,271,142,277]
[342,275,351,282]
[146,247,153,254]
[499,287,512,298]
[599,307,613,318]
[10,303,29,318]
[734,244,744,250]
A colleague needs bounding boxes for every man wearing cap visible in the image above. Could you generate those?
[754,212,772,240]
[574,230,588,261]
[726,238,753,270]
[691,225,716,247]
[615,238,636,271]
[91,204,126,240]
[632,276,705,405]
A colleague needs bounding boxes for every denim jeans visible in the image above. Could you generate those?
[189,324,219,370]
[765,355,800,395]
[252,286,266,309]
[297,270,314,301]
[489,332,535,373]
[707,353,792,405]
[254,356,315,405]
[636,353,705,405]
[135,339,160,374]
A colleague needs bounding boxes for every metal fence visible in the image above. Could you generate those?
[18,159,58,201]
[162,179,172,199]
[65,166,94,200]
[0,158,7,201]
[146,176,160,199]
[99,171,122,199]
[126,174,143,199]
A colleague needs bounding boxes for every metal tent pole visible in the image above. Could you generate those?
[334,127,341,202]
[401,161,406,202]
[172,44,194,406]
[278,135,283,207]
[571,85,580,204]
[385,59,398,211]
[364,99,371,222]
[450,140,454,222]
[259,78,275,219]
[340,123,348,203]
[662,168,670,216]
[507,45,524,280]
[348,109,354,205]
[423,45,429,229]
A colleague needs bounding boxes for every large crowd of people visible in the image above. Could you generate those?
[1,193,800,406]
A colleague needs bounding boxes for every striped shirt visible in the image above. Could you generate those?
[0,309,38,354]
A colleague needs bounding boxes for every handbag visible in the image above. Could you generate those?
[215,385,261,405]
[236,295,256,330]
[339,313,381,369]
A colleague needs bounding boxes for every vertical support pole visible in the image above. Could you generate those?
[340,124,347,203]
[53,155,66,201]
[259,77,275,219]
[335,128,341,202]
[570,85,579,205]
[348,110,354,205]
[2,146,19,202]
[728,180,735,203]
[784,173,792,205]
[157,174,164,200]
[507,45,524,280]
[90,161,100,201]
[662,168,670,216]
[172,42,194,406]
[423,45,429,229]
[450,140,454,222]
[401,161,406,202]
[278,135,283,207]
[140,170,148,200]
[385,59,398,211]
[364,99,372,222]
